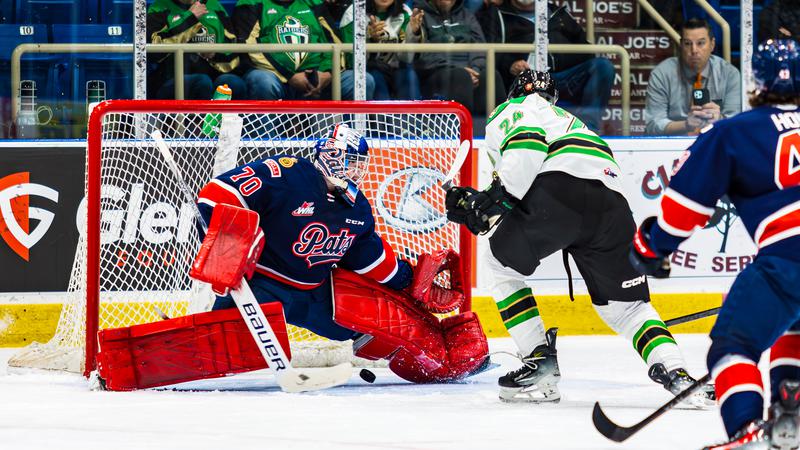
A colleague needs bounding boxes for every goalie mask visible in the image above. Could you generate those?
[313,124,370,204]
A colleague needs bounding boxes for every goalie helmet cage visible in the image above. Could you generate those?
[10,100,474,378]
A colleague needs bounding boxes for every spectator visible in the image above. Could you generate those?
[758,0,800,42]
[234,0,372,100]
[340,0,422,99]
[478,2,614,132]
[645,18,740,135]
[408,0,505,114]
[147,0,246,100]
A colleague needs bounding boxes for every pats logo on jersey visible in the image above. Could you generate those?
[276,16,310,69]
[292,201,315,216]
[292,222,355,266]
[0,172,59,261]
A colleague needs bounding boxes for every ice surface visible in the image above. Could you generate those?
[0,335,733,450]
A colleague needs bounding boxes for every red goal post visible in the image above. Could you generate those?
[72,99,475,377]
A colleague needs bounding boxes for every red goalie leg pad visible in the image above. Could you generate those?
[333,269,489,383]
[332,269,446,374]
[190,204,265,295]
[439,312,489,380]
[390,313,488,383]
[96,302,289,391]
[409,250,465,313]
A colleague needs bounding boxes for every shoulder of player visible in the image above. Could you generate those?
[352,193,377,223]
[700,108,763,137]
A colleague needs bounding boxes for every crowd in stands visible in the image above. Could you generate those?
[1,0,794,137]
[144,0,608,125]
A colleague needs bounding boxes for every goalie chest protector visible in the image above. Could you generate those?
[197,156,388,290]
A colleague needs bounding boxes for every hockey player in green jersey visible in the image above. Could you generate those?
[147,0,245,99]
[234,0,371,100]
[446,69,714,405]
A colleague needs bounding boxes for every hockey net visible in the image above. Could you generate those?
[9,100,473,376]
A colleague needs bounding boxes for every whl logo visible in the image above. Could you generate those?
[0,172,59,261]
[292,201,315,216]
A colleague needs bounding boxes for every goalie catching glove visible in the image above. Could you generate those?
[409,249,465,313]
[630,216,671,278]
[189,204,265,295]
[445,174,516,235]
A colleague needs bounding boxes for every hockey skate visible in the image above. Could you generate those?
[649,363,716,409]
[499,327,561,403]
[701,379,800,450]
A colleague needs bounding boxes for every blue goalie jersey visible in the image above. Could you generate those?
[197,155,403,289]
[650,106,800,260]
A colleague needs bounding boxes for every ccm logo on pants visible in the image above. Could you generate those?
[621,275,646,288]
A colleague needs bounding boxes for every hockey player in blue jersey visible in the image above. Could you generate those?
[631,39,800,449]
[191,123,489,384]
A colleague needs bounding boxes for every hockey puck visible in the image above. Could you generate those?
[359,369,376,383]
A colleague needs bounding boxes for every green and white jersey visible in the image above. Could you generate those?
[484,93,623,200]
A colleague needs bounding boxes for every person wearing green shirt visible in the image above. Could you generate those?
[234,0,373,99]
[147,0,247,99]
[340,0,422,99]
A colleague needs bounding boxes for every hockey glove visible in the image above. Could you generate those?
[445,186,479,225]
[629,216,671,278]
[462,175,516,235]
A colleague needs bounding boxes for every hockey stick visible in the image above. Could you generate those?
[664,307,721,327]
[592,373,712,442]
[152,130,352,393]
[441,139,472,191]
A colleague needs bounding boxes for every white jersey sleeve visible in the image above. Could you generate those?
[485,94,623,198]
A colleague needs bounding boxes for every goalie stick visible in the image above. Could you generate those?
[592,373,712,442]
[151,130,352,393]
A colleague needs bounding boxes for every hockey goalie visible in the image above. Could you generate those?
[94,123,489,391]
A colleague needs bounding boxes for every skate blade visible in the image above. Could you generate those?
[499,384,561,404]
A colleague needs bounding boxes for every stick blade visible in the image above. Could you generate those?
[277,362,353,393]
[592,402,637,442]
[441,139,471,191]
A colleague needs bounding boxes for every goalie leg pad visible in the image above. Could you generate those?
[332,269,489,383]
[96,302,289,391]
[190,204,265,295]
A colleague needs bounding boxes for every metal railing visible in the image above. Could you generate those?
[694,0,732,63]
[11,42,632,134]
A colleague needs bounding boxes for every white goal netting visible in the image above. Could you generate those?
[9,100,472,375]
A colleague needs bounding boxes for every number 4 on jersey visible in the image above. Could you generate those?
[776,130,800,189]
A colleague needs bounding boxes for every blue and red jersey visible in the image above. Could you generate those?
[649,106,800,261]
[197,155,405,290]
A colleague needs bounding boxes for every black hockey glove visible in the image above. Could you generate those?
[461,175,517,235]
[629,216,671,278]
[445,186,479,225]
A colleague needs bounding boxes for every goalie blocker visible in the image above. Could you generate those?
[95,204,488,389]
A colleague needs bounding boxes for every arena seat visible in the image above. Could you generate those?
[0,23,58,137]
[51,24,133,130]
[0,1,14,23]
[0,24,57,98]
[15,0,98,24]
[99,0,131,24]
